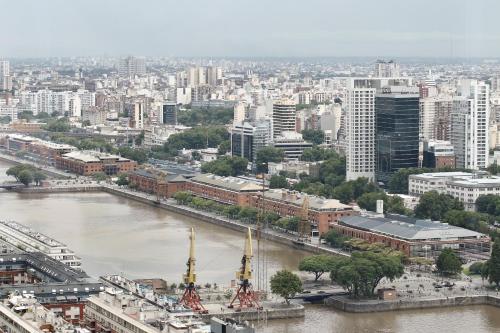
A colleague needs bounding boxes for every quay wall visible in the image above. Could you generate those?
[325,294,500,313]
[7,182,347,257]
[201,304,305,321]
[102,187,340,255]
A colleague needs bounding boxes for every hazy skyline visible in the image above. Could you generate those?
[2,0,500,58]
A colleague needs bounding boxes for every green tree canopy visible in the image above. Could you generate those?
[301,129,325,145]
[476,195,500,216]
[414,191,464,220]
[269,175,289,189]
[115,173,129,186]
[330,251,404,298]
[300,147,340,162]
[270,270,302,304]
[388,167,434,194]
[177,107,234,126]
[298,255,337,281]
[18,170,33,186]
[323,229,351,248]
[255,147,284,173]
[201,156,249,176]
[436,248,462,276]
[43,118,71,132]
[487,241,500,287]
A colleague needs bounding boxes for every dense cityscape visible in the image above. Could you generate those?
[1,1,500,333]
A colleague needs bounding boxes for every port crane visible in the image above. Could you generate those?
[296,195,311,244]
[228,227,262,311]
[179,228,207,313]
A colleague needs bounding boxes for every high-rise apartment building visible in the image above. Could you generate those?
[344,77,413,181]
[450,80,490,170]
[419,96,454,141]
[231,119,272,164]
[272,99,296,139]
[375,87,420,183]
[161,102,177,125]
[374,60,400,78]
[0,60,12,91]
[118,56,146,78]
[132,102,144,129]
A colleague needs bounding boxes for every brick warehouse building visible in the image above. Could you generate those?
[128,168,186,198]
[185,173,264,206]
[332,214,490,260]
[55,151,137,176]
[248,189,356,235]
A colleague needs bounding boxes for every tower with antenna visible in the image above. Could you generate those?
[179,228,207,313]
[228,227,262,311]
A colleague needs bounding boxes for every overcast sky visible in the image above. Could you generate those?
[1,0,499,58]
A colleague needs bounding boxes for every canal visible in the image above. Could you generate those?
[1,160,500,332]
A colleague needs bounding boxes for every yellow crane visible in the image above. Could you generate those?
[179,228,207,313]
[228,227,262,311]
[297,195,311,243]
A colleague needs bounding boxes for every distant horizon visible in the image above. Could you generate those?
[1,0,499,59]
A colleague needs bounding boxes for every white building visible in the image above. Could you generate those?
[272,98,296,138]
[0,60,12,91]
[132,102,144,129]
[408,171,500,211]
[374,60,400,78]
[118,56,146,77]
[345,81,376,181]
[451,80,490,170]
[272,131,313,160]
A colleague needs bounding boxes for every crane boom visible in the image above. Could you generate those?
[183,227,196,284]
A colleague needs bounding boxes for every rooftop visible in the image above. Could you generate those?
[191,174,264,192]
[264,189,353,211]
[61,150,132,163]
[340,214,486,241]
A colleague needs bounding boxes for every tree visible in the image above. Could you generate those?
[487,241,500,287]
[201,156,248,177]
[388,168,433,194]
[269,175,289,189]
[298,255,337,281]
[469,262,485,275]
[436,248,462,276]
[33,171,46,186]
[330,251,404,298]
[323,229,350,248]
[415,191,464,220]
[18,170,33,186]
[173,191,193,205]
[6,164,36,182]
[302,129,325,145]
[115,174,129,186]
[300,147,339,162]
[43,118,71,132]
[118,147,148,164]
[255,147,284,173]
[92,172,107,182]
[442,210,493,232]
[476,195,500,216]
[177,107,234,126]
[270,270,302,304]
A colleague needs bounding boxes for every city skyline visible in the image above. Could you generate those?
[1,0,500,58]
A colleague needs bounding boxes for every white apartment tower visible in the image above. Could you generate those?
[0,60,12,91]
[272,99,296,139]
[451,80,490,170]
[118,56,146,78]
[374,60,400,78]
[345,80,376,181]
[132,102,144,129]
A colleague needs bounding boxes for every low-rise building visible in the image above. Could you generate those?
[409,171,500,210]
[272,131,313,160]
[386,194,420,211]
[422,140,456,169]
[128,168,186,199]
[248,189,356,235]
[267,160,322,178]
[55,151,137,176]
[332,214,490,260]
[186,174,263,206]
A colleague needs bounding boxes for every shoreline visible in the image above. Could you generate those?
[325,294,500,313]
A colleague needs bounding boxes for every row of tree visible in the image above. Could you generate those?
[177,107,235,127]
[200,156,249,177]
[6,164,46,186]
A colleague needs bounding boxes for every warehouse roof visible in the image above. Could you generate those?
[264,189,353,211]
[190,173,264,192]
[339,214,486,241]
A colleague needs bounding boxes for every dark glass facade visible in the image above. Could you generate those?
[162,103,177,125]
[231,132,254,162]
[375,94,420,184]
